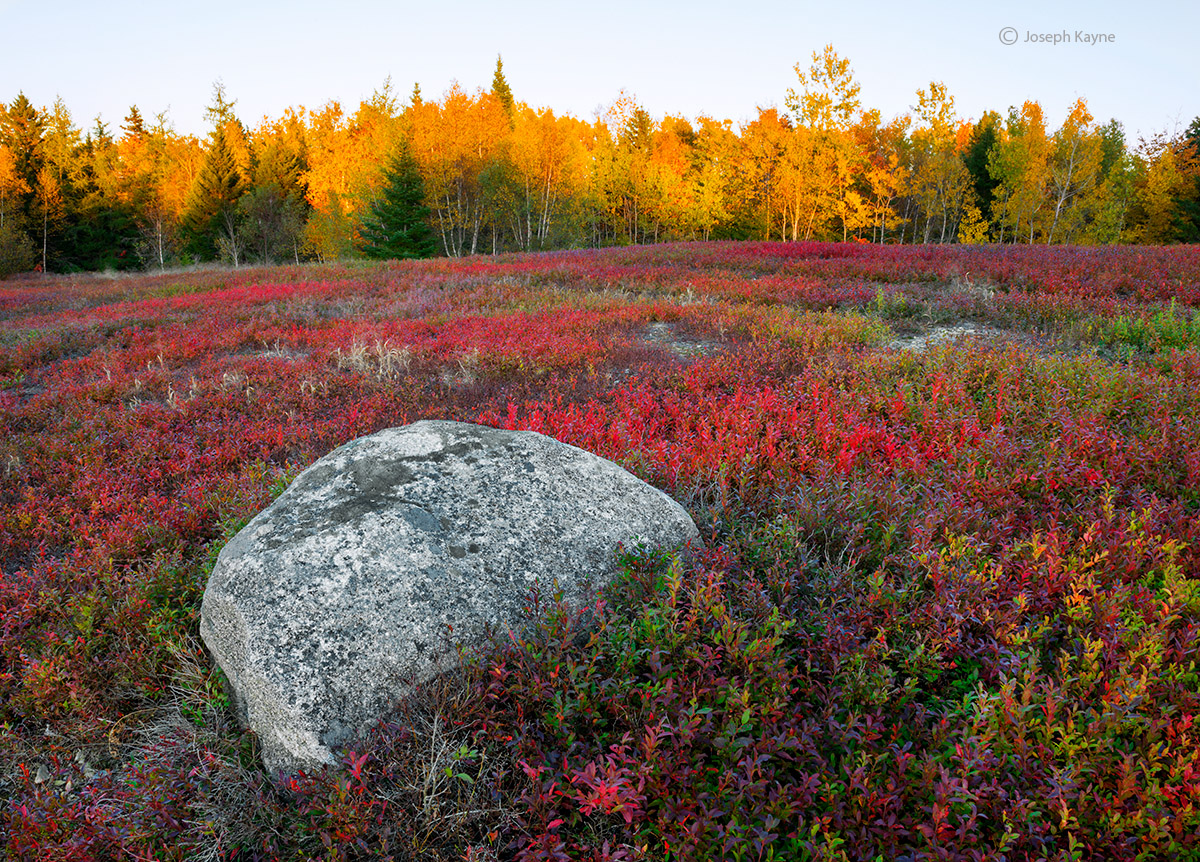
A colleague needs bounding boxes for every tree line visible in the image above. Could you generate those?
[1,49,1198,276]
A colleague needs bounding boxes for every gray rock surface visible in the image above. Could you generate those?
[200,420,699,775]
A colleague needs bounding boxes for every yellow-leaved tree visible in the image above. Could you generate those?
[1045,98,1103,243]
[910,82,971,243]
[783,44,867,241]
[988,101,1051,243]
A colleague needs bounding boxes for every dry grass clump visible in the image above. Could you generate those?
[334,338,413,380]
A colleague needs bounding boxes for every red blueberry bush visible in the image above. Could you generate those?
[1,242,1199,860]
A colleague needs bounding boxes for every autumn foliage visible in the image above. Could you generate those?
[2,49,1199,279]
[1,240,1199,859]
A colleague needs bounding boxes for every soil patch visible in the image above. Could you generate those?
[888,321,1061,355]
[636,322,723,360]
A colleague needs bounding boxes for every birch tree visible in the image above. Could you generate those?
[1045,99,1102,243]
[988,102,1051,242]
[783,44,866,240]
[909,82,970,243]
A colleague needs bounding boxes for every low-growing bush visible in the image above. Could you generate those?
[3,242,1200,860]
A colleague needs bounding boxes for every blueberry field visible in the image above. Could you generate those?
[2,241,1200,860]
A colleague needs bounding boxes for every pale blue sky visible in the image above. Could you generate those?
[2,0,1195,144]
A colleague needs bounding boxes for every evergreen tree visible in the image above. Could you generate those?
[64,198,139,271]
[240,138,308,263]
[0,93,46,225]
[204,80,239,128]
[178,82,252,262]
[1173,116,1200,242]
[359,140,436,259]
[181,123,247,261]
[962,111,1002,221]
[0,219,36,278]
[61,125,140,271]
[121,105,146,140]
[491,55,515,123]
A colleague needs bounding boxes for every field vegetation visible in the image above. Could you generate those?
[2,241,1200,860]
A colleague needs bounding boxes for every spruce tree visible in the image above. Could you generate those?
[962,111,1002,222]
[0,220,36,278]
[181,123,247,261]
[0,93,46,223]
[240,139,308,263]
[491,55,515,123]
[1174,117,1200,242]
[121,105,145,140]
[359,140,437,259]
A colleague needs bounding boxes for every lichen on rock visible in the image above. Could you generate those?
[200,420,699,775]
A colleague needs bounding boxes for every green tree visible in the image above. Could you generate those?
[1173,117,1200,241]
[239,136,308,263]
[962,111,1002,223]
[302,191,356,261]
[181,122,248,261]
[1078,119,1135,244]
[204,80,239,129]
[358,139,437,259]
[0,219,36,277]
[63,123,140,271]
[492,55,516,124]
[988,102,1051,243]
[1126,126,1200,244]
[179,82,253,263]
